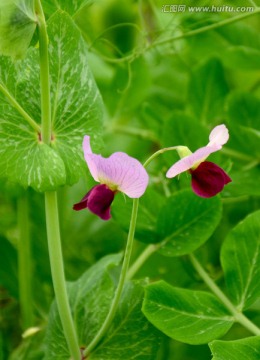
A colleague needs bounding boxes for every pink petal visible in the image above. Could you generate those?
[83,136,149,198]
[190,161,232,198]
[166,144,221,178]
[208,124,229,147]
[83,136,100,182]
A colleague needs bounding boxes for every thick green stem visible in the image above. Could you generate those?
[45,192,81,360]
[0,84,41,133]
[189,254,260,336]
[84,198,140,356]
[35,0,52,144]
[17,194,33,330]
[35,1,80,358]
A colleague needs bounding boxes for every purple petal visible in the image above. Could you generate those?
[73,184,115,220]
[82,136,149,198]
[208,124,229,146]
[166,144,221,178]
[190,161,232,198]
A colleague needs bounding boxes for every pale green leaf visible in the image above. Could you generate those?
[142,280,234,345]
[42,0,92,16]
[221,210,260,310]
[210,336,260,360]
[0,0,37,59]
[0,11,103,191]
[157,190,222,256]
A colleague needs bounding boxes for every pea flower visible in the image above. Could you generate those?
[166,124,231,198]
[73,136,149,220]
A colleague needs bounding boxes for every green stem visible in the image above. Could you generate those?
[84,199,139,356]
[45,192,81,360]
[127,244,159,280]
[143,146,179,167]
[17,194,33,330]
[189,254,260,336]
[0,84,41,133]
[148,9,260,50]
[35,0,52,144]
[35,1,80,358]
[222,147,255,162]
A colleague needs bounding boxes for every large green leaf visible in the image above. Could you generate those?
[42,0,92,16]
[142,280,234,345]
[162,113,208,153]
[210,336,260,360]
[221,46,260,70]
[44,254,160,359]
[226,92,260,159]
[221,210,260,310]
[0,0,36,59]
[188,57,229,124]
[90,281,161,360]
[0,11,103,192]
[157,190,222,256]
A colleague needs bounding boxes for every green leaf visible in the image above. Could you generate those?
[163,113,208,153]
[44,254,160,359]
[226,92,260,159]
[0,0,37,59]
[42,0,92,16]
[227,167,260,197]
[90,281,161,360]
[157,190,222,257]
[0,11,103,192]
[209,336,260,360]
[112,189,165,244]
[221,210,260,310]
[188,57,229,124]
[0,236,18,298]
[221,46,260,70]
[142,280,234,345]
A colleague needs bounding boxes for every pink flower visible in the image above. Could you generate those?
[73,136,149,220]
[166,125,232,198]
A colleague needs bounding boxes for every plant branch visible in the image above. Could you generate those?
[35,1,80,358]
[45,192,81,360]
[35,0,52,144]
[0,84,41,133]
[147,9,260,50]
[189,254,260,336]
[127,244,159,280]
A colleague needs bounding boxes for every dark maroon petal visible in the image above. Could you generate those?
[190,161,232,198]
[73,184,115,220]
[73,187,95,211]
